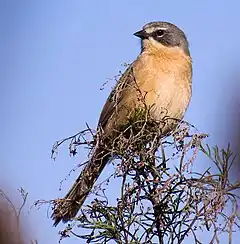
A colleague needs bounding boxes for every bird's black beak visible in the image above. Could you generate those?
[133,30,149,39]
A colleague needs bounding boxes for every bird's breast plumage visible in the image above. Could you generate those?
[132,48,192,123]
[100,45,192,138]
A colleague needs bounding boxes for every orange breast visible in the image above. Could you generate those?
[102,46,192,137]
[132,49,192,122]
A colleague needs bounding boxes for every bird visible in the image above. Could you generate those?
[52,21,192,226]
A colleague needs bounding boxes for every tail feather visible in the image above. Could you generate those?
[52,147,110,226]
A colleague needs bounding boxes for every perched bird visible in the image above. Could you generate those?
[52,21,192,226]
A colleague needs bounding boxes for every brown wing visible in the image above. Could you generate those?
[98,64,136,129]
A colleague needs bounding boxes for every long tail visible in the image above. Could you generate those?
[52,147,110,226]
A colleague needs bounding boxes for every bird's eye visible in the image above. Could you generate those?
[155,29,165,37]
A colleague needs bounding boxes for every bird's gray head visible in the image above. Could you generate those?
[134,21,190,56]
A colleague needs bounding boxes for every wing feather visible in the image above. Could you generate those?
[98,65,136,129]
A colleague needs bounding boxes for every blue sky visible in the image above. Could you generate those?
[1,1,240,243]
